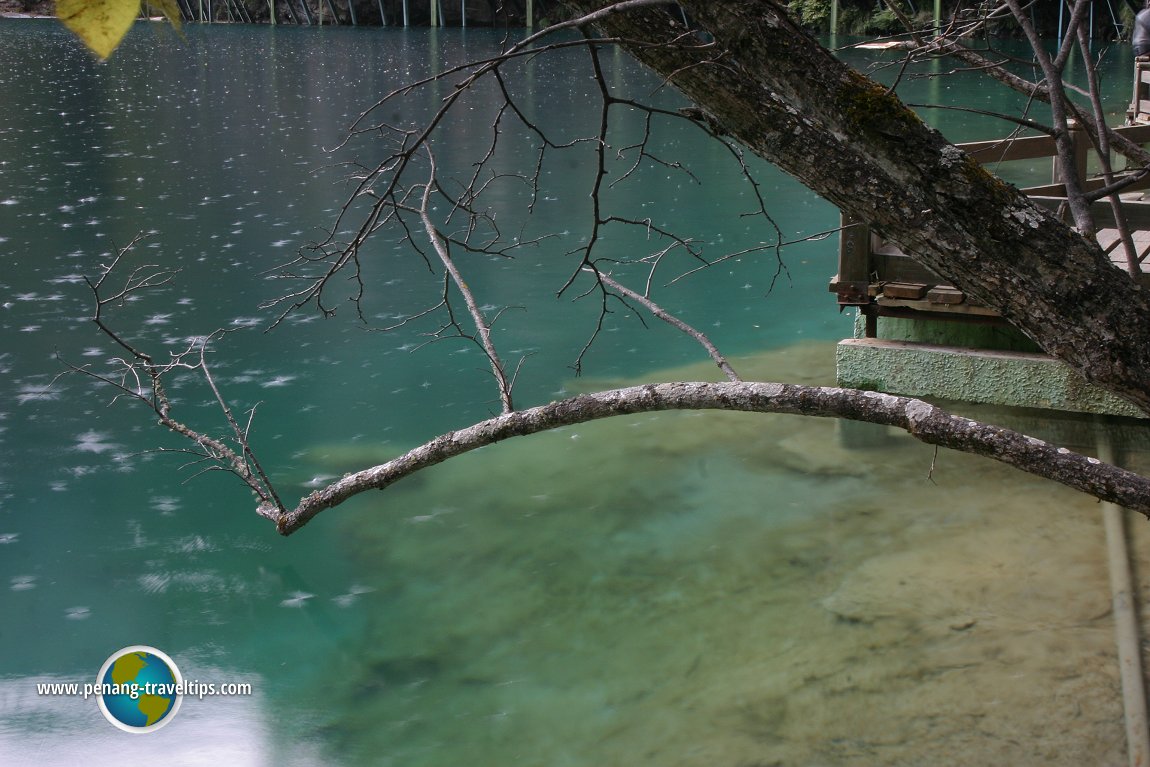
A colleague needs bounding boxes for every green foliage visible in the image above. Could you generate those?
[865,6,901,34]
[788,0,919,36]
[788,0,831,30]
[1120,3,1135,42]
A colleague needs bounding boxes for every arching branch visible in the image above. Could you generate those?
[263,382,1150,535]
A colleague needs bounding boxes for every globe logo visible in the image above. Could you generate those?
[95,646,183,733]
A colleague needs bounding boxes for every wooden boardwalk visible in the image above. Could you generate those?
[830,123,1150,335]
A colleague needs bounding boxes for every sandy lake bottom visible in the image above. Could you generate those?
[296,341,1150,766]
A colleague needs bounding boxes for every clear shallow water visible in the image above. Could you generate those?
[0,20,1146,766]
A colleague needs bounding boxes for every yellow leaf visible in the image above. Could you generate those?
[57,0,143,60]
[144,0,183,32]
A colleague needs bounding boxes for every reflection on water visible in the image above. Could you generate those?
[0,670,328,767]
[0,18,1147,767]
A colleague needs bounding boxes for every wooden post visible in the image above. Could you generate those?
[830,0,837,34]
[834,213,873,310]
[1129,61,1150,124]
[429,0,437,26]
[526,0,533,27]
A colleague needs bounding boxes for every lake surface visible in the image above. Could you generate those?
[0,19,1146,766]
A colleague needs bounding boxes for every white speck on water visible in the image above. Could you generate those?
[47,273,86,285]
[74,430,120,454]
[302,475,336,489]
[17,385,59,404]
[173,535,216,554]
[0,533,18,544]
[64,606,91,620]
[10,575,36,591]
[150,496,181,513]
[138,572,172,594]
[260,375,297,388]
[280,591,314,608]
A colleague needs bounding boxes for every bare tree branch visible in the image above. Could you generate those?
[265,382,1150,535]
[67,237,288,518]
[591,269,741,382]
[417,151,515,413]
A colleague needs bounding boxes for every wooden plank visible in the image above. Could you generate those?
[1096,229,1123,254]
[1106,232,1150,273]
[959,124,1150,168]
[1021,173,1150,198]
[883,282,929,299]
[876,297,1000,316]
[870,249,942,286]
[926,286,965,304]
[1115,123,1150,144]
[1027,197,1150,230]
[1135,231,1150,265]
[958,134,1056,162]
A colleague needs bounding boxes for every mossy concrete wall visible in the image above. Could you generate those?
[837,315,1145,419]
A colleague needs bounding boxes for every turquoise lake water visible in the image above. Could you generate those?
[0,19,1147,765]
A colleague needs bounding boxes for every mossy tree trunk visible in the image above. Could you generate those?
[561,0,1150,414]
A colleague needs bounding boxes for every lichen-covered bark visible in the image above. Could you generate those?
[563,0,1150,413]
[267,381,1150,534]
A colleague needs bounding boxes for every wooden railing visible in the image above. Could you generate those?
[831,122,1150,328]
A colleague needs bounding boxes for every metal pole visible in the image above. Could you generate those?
[1098,433,1150,767]
[402,0,408,26]
[526,0,533,27]
[347,0,357,25]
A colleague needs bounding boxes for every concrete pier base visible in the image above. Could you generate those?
[836,337,1146,419]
